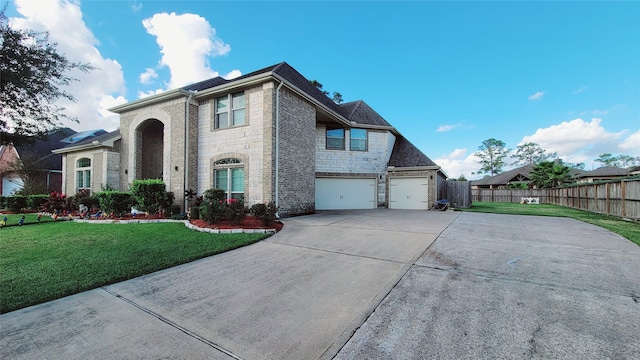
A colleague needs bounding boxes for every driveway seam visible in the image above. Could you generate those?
[100,287,242,360]
[414,264,639,300]
[327,211,462,359]
[266,241,410,265]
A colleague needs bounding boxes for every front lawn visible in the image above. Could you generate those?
[0,221,269,313]
[458,202,640,246]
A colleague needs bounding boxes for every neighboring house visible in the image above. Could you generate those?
[0,128,106,196]
[471,161,584,189]
[53,62,446,216]
[471,164,537,189]
[575,166,640,183]
[0,145,22,196]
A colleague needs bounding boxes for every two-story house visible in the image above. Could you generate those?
[53,62,445,216]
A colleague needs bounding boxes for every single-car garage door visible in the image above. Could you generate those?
[315,178,376,210]
[389,177,429,210]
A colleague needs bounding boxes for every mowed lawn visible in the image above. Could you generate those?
[0,221,270,313]
[458,202,640,246]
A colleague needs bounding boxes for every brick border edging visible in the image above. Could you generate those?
[72,218,277,234]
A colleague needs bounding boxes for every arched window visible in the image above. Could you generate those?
[213,158,244,200]
[76,157,91,193]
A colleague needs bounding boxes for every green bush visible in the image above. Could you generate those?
[95,191,133,216]
[130,179,168,214]
[168,204,182,216]
[0,196,6,209]
[250,202,278,226]
[27,195,49,210]
[225,198,248,225]
[6,196,27,212]
[200,189,226,224]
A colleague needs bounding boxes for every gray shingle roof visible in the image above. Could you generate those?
[471,164,536,186]
[338,100,392,127]
[575,166,633,178]
[388,136,437,167]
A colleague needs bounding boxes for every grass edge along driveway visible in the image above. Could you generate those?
[458,202,640,246]
[0,221,270,313]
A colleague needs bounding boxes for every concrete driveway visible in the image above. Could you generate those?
[2,210,639,359]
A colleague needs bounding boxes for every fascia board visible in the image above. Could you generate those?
[52,134,122,154]
[108,89,186,113]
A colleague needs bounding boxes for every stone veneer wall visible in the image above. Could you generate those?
[196,84,270,207]
[62,148,119,195]
[118,97,189,205]
[277,87,316,216]
[315,125,396,206]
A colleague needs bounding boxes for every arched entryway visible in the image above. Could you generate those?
[136,119,164,179]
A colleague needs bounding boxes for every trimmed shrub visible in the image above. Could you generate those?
[27,195,49,210]
[225,198,248,225]
[130,179,168,214]
[41,192,73,214]
[6,196,27,212]
[95,191,134,216]
[250,201,278,226]
[200,189,226,224]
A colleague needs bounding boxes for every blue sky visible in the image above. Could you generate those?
[7,0,640,179]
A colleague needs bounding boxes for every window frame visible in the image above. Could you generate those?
[326,128,345,150]
[213,159,245,200]
[349,128,368,152]
[215,91,246,130]
[76,157,92,193]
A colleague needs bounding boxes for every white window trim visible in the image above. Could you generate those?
[213,159,245,200]
[76,157,92,193]
[214,91,246,130]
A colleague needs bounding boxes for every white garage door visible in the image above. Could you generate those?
[315,178,376,210]
[389,177,429,210]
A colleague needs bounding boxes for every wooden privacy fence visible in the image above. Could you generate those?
[472,179,640,220]
[439,180,472,208]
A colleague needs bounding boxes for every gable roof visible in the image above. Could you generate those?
[15,140,68,170]
[388,136,438,168]
[338,100,392,127]
[471,164,536,186]
[575,166,635,178]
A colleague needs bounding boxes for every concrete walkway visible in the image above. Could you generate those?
[2,210,638,359]
[0,209,458,359]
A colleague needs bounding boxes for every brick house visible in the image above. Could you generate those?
[53,62,446,216]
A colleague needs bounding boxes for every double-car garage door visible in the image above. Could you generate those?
[315,177,430,210]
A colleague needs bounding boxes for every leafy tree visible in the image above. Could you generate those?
[474,138,510,176]
[511,142,557,166]
[564,161,586,170]
[529,161,572,188]
[310,79,343,104]
[456,175,468,181]
[0,7,94,146]
[595,153,640,168]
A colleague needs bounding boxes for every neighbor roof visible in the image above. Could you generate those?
[575,166,635,178]
[472,164,536,186]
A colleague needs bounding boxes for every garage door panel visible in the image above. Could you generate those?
[316,178,376,210]
[389,178,429,210]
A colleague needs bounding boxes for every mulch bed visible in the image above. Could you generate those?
[189,217,284,231]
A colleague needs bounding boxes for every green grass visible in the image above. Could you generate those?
[0,222,269,313]
[458,202,640,246]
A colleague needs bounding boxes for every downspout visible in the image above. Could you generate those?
[275,80,284,218]
[184,91,195,213]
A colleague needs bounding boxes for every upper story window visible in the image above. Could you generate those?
[350,129,368,151]
[215,92,245,129]
[76,157,91,193]
[326,129,345,150]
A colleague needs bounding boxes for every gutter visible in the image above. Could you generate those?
[183,90,195,212]
[275,80,284,218]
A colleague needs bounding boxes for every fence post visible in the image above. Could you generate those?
[606,182,610,216]
[621,180,626,218]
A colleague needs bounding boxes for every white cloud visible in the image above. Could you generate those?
[139,68,159,84]
[521,118,626,164]
[573,86,588,94]
[436,125,455,132]
[223,69,242,80]
[142,12,231,89]
[528,91,544,101]
[619,130,640,153]
[138,89,166,99]
[434,148,483,180]
[11,0,126,132]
